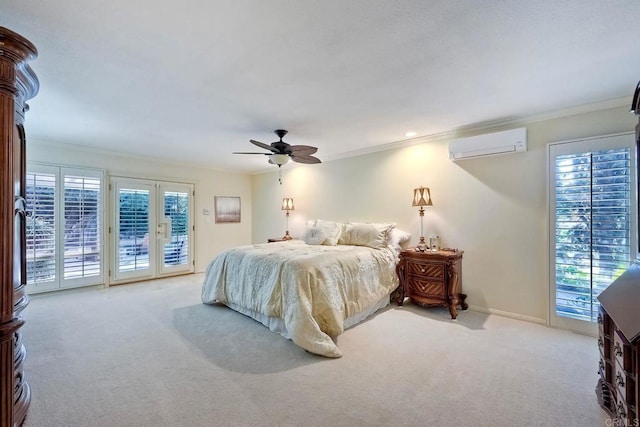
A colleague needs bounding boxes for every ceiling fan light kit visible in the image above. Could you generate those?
[233,129,321,167]
[270,154,290,165]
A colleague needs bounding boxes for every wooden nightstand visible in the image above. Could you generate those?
[395,248,468,319]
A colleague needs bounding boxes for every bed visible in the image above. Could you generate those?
[201,221,409,357]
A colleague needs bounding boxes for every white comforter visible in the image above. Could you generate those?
[201,241,398,357]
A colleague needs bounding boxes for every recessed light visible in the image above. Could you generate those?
[405,131,417,138]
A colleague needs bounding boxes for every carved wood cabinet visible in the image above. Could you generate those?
[0,27,39,426]
[597,264,640,425]
[395,249,467,319]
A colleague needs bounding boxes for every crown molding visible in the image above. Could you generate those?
[27,138,242,174]
[320,96,633,164]
[31,94,633,177]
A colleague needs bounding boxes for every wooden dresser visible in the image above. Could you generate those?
[0,26,39,427]
[395,249,467,319]
[596,264,640,425]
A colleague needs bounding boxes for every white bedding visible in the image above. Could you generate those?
[201,240,399,357]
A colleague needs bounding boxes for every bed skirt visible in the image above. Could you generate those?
[223,294,390,341]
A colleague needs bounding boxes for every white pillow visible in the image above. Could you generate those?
[339,222,396,249]
[314,219,345,246]
[303,226,326,245]
[387,228,411,253]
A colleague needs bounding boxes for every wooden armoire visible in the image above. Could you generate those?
[0,27,39,426]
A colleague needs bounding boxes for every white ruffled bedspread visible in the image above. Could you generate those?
[201,241,398,357]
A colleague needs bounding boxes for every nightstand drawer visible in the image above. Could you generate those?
[407,261,445,279]
[407,277,446,298]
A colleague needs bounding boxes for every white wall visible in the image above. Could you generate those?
[251,105,637,323]
[28,140,253,276]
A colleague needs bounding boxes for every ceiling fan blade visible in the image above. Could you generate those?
[291,155,321,164]
[288,145,318,155]
[250,139,278,153]
[232,152,270,155]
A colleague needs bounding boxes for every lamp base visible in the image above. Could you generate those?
[282,230,293,240]
[416,236,427,251]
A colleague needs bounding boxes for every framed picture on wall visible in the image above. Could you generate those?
[215,196,241,223]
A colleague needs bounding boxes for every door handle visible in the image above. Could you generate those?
[157,218,173,240]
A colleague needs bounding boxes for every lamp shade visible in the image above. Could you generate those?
[270,154,290,165]
[412,187,433,207]
[282,197,295,211]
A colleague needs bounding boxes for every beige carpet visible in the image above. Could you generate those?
[21,274,610,427]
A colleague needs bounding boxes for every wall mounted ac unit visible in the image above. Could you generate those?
[448,127,527,161]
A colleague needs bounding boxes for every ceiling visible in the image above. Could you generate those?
[1,1,639,173]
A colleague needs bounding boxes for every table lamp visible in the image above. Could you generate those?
[412,187,432,248]
[281,197,294,240]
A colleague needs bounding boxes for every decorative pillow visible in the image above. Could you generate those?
[388,227,411,247]
[387,228,411,253]
[314,219,345,246]
[339,222,396,249]
[303,226,326,245]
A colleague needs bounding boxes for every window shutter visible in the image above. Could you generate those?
[26,165,104,292]
[163,191,189,266]
[554,148,631,321]
[64,175,101,278]
[118,188,150,272]
[26,172,56,285]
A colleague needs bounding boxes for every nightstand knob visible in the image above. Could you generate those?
[421,268,426,274]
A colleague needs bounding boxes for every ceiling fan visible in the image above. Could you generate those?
[233,129,321,166]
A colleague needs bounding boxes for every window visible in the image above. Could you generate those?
[26,170,56,286]
[549,133,636,333]
[118,188,150,273]
[64,174,102,279]
[26,165,104,293]
[163,190,190,267]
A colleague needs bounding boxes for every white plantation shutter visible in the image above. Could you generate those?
[554,147,631,322]
[163,190,189,267]
[64,174,101,279]
[118,188,150,272]
[26,164,104,292]
[26,170,57,286]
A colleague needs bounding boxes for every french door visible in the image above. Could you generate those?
[26,164,104,293]
[111,177,194,283]
[549,133,636,334]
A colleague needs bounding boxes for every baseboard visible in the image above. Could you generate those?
[468,304,547,325]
